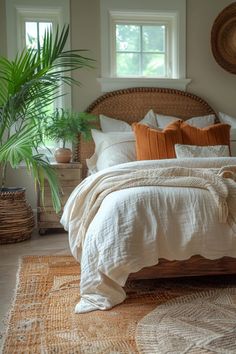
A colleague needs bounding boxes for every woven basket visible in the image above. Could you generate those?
[0,188,35,244]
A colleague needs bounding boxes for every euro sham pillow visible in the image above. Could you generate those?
[152,111,216,129]
[175,144,230,158]
[86,129,136,173]
[100,110,158,132]
[133,120,183,160]
[180,122,231,149]
[185,114,216,128]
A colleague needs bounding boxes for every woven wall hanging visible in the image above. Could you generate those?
[211,2,236,74]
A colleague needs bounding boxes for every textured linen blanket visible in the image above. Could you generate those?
[61,158,236,313]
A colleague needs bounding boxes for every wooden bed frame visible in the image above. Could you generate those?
[74,87,236,279]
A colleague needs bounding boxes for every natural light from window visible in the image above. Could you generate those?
[109,12,176,80]
[24,21,55,150]
[25,22,52,50]
[116,24,167,77]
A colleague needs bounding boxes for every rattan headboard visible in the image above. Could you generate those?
[75,87,216,177]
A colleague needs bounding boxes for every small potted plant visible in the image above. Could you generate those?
[45,108,97,163]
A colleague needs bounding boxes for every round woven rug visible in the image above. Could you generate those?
[136,288,236,354]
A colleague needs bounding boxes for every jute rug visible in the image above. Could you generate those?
[136,288,236,354]
[2,255,236,354]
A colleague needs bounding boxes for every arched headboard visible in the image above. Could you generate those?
[74,87,216,177]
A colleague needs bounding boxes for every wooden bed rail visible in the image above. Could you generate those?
[129,255,236,279]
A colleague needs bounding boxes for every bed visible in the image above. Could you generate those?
[62,87,236,313]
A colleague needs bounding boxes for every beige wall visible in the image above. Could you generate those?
[187,0,236,117]
[1,0,236,210]
[70,0,101,111]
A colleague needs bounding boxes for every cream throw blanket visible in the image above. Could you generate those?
[73,165,236,251]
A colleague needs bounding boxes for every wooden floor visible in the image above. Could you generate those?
[0,230,69,343]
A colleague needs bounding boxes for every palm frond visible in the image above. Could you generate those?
[0,125,61,212]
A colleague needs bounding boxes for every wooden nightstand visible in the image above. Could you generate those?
[37,162,82,234]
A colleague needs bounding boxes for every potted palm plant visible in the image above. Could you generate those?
[44,108,97,163]
[0,25,94,243]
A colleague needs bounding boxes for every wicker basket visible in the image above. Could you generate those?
[0,188,35,244]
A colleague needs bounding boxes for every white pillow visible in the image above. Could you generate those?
[86,130,136,172]
[186,114,216,128]
[175,144,230,158]
[100,109,158,132]
[155,113,216,129]
[99,115,131,132]
[155,113,179,129]
[219,112,236,128]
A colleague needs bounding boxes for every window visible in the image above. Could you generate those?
[6,0,70,57]
[24,21,53,50]
[18,13,59,151]
[110,12,177,79]
[99,0,189,92]
[23,19,55,150]
[115,24,167,77]
[21,18,55,111]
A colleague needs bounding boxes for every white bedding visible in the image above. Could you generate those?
[61,157,236,313]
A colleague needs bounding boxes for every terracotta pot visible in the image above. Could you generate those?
[54,148,72,163]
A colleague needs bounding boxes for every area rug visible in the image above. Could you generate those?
[136,288,236,354]
[2,256,236,354]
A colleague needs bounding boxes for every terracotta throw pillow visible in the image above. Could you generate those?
[133,120,183,160]
[181,122,231,148]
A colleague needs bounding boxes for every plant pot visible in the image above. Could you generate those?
[0,187,35,244]
[54,148,72,163]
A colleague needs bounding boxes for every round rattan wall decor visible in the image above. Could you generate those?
[211,2,236,74]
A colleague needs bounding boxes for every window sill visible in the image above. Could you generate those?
[97,77,192,93]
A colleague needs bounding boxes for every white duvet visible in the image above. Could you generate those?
[61,157,236,313]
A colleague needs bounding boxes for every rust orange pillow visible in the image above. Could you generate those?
[133,120,183,160]
[181,122,231,148]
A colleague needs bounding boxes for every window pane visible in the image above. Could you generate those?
[116,25,140,52]
[142,25,165,52]
[25,22,38,49]
[142,53,165,77]
[39,22,52,46]
[117,53,140,76]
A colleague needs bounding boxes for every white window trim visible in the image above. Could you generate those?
[99,0,190,92]
[97,77,191,92]
[17,9,59,53]
[6,0,70,58]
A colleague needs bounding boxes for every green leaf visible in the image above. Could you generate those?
[0,24,95,212]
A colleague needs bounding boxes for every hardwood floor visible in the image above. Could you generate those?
[0,230,69,341]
